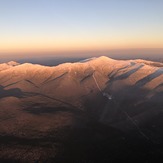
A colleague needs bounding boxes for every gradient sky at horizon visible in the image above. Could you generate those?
[0,0,163,58]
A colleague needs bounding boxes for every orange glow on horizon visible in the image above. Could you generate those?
[1,36,163,55]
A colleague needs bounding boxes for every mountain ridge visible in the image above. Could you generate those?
[1,56,163,72]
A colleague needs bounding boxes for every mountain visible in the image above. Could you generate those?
[0,56,163,162]
[0,61,20,71]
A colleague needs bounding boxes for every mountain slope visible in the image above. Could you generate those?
[0,56,163,130]
[0,56,163,162]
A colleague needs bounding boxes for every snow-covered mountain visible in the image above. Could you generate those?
[0,56,163,162]
[0,56,163,128]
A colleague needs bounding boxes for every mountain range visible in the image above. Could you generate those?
[0,56,163,162]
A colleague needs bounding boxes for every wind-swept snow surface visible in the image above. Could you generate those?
[0,56,163,162]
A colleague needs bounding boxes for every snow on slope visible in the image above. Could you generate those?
[0,56,163,141]
[0,56,162,95]
[0,56,162,112]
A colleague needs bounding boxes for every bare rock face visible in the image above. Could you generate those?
[0,56,163,162]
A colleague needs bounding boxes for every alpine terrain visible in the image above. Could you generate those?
[0,56,163,162]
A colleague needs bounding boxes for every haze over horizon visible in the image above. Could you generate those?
[0,0,163,60]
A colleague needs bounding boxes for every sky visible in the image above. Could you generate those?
[0,0,163,59]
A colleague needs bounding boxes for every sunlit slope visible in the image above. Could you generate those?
[0,56,162,136]
[0,56,162,104]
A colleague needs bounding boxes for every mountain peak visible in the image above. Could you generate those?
[98,56,113,60]
[7,61,20,66]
